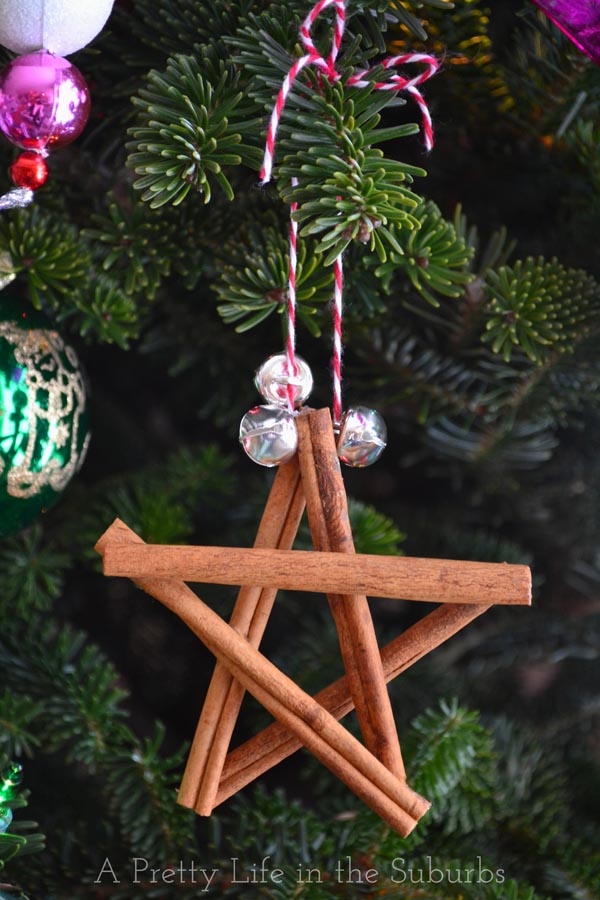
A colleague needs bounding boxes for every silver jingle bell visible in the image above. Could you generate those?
[239,404,298,467]
[254,352,313,408]
[337,406,387,468]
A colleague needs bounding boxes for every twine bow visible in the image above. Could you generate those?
[260,0,439,424]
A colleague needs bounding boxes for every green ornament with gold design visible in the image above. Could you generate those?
[0,293,90,539]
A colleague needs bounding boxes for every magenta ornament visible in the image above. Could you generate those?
[532,0,600,65]
[0,51,90,151]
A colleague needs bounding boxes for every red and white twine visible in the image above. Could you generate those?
[347,53,438,152]
[262,0,439,424]
[331,256,344,425]
[260,0,346,186]
[286,178,299,410]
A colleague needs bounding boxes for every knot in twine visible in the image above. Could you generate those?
[260,0,440,424]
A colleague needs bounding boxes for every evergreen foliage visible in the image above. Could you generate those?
[374,200,475,304]
[128,50,262,207]
[0,0,599,897]
[215,219,334,333]
[0,208,88,309]
[85,192,186,300]
[0,759,44,872]
[484,259,600,363]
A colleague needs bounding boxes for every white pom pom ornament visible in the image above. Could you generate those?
[0,0,115,57]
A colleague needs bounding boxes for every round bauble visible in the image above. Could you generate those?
[337,406,387,468]
[0,294,90,540]
[255,352,313,407]
[0,52,90,151]
[0,0,115,57]
[239,405,298,467]
[0,806,12,833]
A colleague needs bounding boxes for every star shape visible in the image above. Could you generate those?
[96,408,531,836]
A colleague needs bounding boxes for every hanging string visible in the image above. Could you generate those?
[347,54,438,151]
[260,0,346,186]
[331,255,343,426]
[286,177,299,410]
[260,0,439,424]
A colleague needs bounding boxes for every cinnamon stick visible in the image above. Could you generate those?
[215,603,490,806]
[184,458,306,814]
[103,544,532,606]
[95,519,430,835]
[208,634,421,836]
[297,409,405,779]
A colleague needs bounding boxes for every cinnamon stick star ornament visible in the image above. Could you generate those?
[95,408,531,837]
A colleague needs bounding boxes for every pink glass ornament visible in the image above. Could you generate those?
[0,51,90,151]
[532,0,600,65]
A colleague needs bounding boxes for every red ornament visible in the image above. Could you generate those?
[10,151,48,191]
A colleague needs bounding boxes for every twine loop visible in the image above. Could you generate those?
[260,0,439,424]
